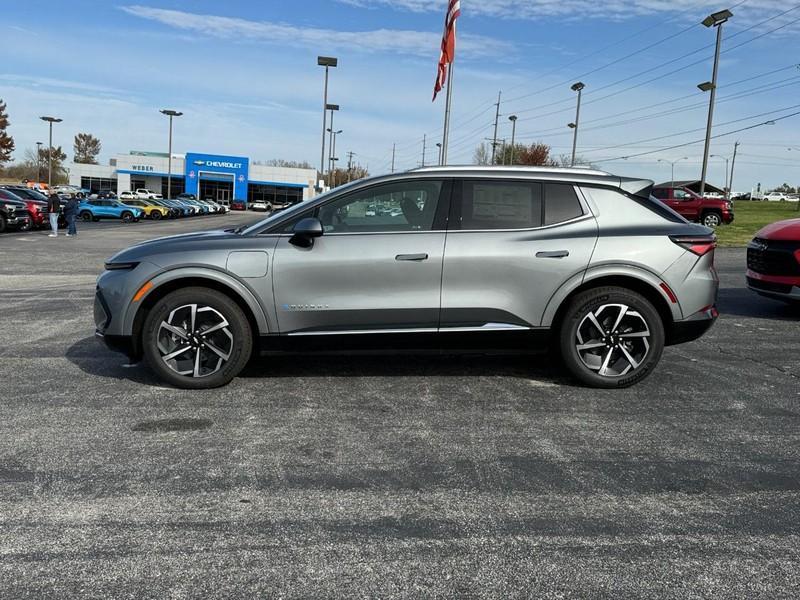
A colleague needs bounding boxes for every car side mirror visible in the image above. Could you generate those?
[290,217,324,248]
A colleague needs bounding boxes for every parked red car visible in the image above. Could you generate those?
[0,185,50,229]
[651,185,734,228]
[230,200,246,211]
[747,218,800,302]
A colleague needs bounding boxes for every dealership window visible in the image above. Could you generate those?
[80,177,116,194]
[248,184,303,206]
[161,178,185,198]
[130,178,146,192]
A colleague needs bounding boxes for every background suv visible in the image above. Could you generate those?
[78,199,144,223]
[0,185,49,229]
[96,166,718,390]
[651,184,734,228]
[0,189,32,232]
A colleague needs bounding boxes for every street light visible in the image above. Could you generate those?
[159,109,182,200]
[658,157,689,189]
[570,82,585,167]
[318,56,338,188]
[326,103,339,176]
[327,128,342,186]
[436,142,442,166]
[698,8,733,198]
[710,154,730,196]
[39,116,62,190]
[508,115,518,164]
[35,141,43,183]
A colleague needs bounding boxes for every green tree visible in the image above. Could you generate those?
[0,99,15,166]
[73,132,101,164]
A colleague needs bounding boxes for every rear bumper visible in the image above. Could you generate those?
[666,305,718,345]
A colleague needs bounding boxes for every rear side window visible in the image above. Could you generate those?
[544,184,584,225]
[460,180,542,230]
[651,188,668,199]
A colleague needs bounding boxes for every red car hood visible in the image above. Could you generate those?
[756,218,800,241]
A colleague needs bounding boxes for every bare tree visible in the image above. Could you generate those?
[473,142,490,165]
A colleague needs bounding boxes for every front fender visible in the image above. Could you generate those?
[540,263,683,327]
[122,266,271,336]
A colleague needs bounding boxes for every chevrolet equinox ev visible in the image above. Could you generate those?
[95,166,719,389]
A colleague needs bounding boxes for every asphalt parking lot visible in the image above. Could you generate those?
[1,214,799,597]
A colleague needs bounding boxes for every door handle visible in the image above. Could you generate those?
[396,253,429,261]
[536,250,569,259]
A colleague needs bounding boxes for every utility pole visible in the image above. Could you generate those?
[491,91,502,164]
[508,116,518,165]
[346,151,355,182]
[422,134,427,167]
[391,143,396,173]
[728,141,740,201]
[36,141,42,183]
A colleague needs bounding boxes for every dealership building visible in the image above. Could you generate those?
[68,151,318,206]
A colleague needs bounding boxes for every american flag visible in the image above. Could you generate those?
[432,0,461,101]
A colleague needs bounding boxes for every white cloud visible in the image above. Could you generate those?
[337,0,792,22]
[118,5,511,59]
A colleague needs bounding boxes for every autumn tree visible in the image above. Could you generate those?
[0,99,15,166]
[73,132,102,164]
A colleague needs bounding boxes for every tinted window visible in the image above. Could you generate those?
[460,180,542,230]
[318,180,443,233]
[544,183,583,225]
[651,188,668,199]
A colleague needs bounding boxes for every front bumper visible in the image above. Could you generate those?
[746,272,800,302]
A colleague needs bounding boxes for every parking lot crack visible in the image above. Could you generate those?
[714,344,798,380]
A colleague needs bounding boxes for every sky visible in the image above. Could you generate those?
[2,0,800,191]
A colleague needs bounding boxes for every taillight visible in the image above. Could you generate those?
[670,235,717,256]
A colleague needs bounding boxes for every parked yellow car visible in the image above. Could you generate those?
[121,199,170,220]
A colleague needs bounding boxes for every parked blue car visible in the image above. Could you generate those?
[78,199,144,223]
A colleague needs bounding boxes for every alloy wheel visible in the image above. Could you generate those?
[156,304,234,378]
[575,303,651,377]
[703,213,721,227]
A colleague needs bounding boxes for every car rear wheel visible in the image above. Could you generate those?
[121,211,134,223]
[80,211,93,222]
[142,287,253,389]
[558,286,665,388]
[702,211,722,228]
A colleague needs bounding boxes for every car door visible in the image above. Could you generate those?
[440,179,597,329]
[671,189,699,220]
[271,178,450,334]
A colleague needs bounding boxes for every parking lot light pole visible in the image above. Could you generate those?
[327,129,342,187]
[36,141,43,183]
[326,103,339,177]
[570,82,585,167]
[40,116,62,190]
[508,115,518,165]
[436,143,442,166]
[698,8,733,198]
[318,56,338,188]
[658,157,688,189]
[160,109,183,200]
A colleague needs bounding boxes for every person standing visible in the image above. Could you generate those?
[64,195,78,237]
[47,193,61,238]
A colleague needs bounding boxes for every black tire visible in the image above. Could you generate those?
[18,219,32,232]
[701,211,722,228]
[558,286,665,389]
[80,211,93,222]
[0,214,6,233]
[142,287,253,389]
[121,211,133,223]
[151,211,162,221]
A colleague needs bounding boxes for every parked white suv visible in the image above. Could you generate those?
[764,191,789,202]
[119,191,137,201]
[136,188,163,200]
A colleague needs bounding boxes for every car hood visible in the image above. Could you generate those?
[756,217,800,241]
[107,230,239,263]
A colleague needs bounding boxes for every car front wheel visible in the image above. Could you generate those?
[142,287,253,389]
[702,211,722,228]
[80,211,93,222]
[558,286,665,388]
[151,211,162,221]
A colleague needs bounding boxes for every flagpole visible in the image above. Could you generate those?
[441,61,453,165]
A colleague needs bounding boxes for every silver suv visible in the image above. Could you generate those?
[95,166,718,389]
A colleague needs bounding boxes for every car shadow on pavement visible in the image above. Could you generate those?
[65,336,161,386]
[66,335,571,386]
[718,287,800,320]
